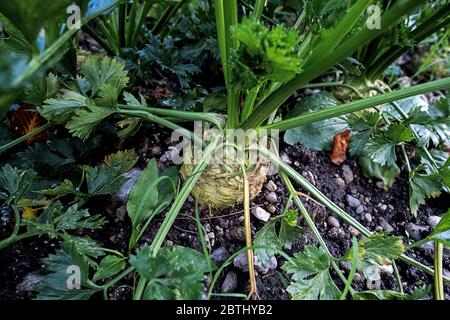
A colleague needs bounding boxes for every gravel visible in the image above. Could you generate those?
[221,271,238,293]
[342,165,354,184]
[252,207,271,222]
[265,192,278,203]
[346,195,361,208]
[264,180,277,192]
[327,216,340,229]
[427,216,441,227]
[211,247,230,264]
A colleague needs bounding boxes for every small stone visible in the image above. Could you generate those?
[221,271,238,293]
[266,204,277,214]
[427,216,441,227]
[379,218,394,232]
[281,153,292,164]
[252,207,271,222]
[115,168,142,202]
[164,240,174,246]
[211,247,230,264]
[233,252,248,271]
[342,165,354,184]
[364,213,373,223]
[356,205,365,214]
[335,177,346,187]
[264,180,277,192]
[346,194,361,208]
[348,226,360,237]
[215,225,224,237]
[405,222,426,241]
[379,204,387,211]
[376,181,385,189]
[265,192,278,203]
[327,216,340,228]
[254,256,277,274]
[379,265,394,275]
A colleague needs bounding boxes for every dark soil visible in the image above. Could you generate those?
[0,125,449,300]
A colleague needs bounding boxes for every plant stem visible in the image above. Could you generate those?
[134,136,222,300]
[0,123,51,155]
[252,0,266,20]
[243,169,258,299]
[434,241,444,300]
[242,0,427,129]
[260,147,450,284]
[263,77,450,132]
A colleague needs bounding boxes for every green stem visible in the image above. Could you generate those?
[434,241,444,300]
[263,77,450,132]
[252,0,265,20]
[0,123,51,155]
[134,136,222,300]
[260,147,450,285]
[118,104,225,129]
[242,0,427,129]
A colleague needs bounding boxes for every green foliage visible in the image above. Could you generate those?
[35,241,99,300]
[282,245,341,300]
[0,164,36,204]
[284,93,347,150]
[0,0,73,44]
[353,286,431,300]
[254,209,300,268]
[422,208,450,247]
[409,167,443,216]
[93,255,126,282]
[364,123,414,168]
[39,56,129,140]
[24,201,106,236]
[230,18,303,91]
[138,35,201,89]
[130,245,214,300]
[127,159,178,249]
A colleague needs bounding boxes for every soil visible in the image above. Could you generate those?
[1,123,449,300]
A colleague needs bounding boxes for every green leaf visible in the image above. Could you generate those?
[424,209,450,247]
[359,155,400,187]
[409,169,442,216]
[38,179,77,198]
[81,164,128,196]
[127,159,159,228]
[103,149,137,175]
[35,241,98,300]
[282,246,340,300]
[55,204,106,232]
[230,18,303,90]
[284,93,347,151]
[353,286,431,300]
[363,123,413,167]
[130,245,213,300]
[81,56,129,97]
[40,90,87,124]
[93,255,126,282]
[0,164,36,203]
[254,210,300,268]
[66,104,114,141]
[0,0,73,44]
[356,233,405,266]
[65,236,106,258]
